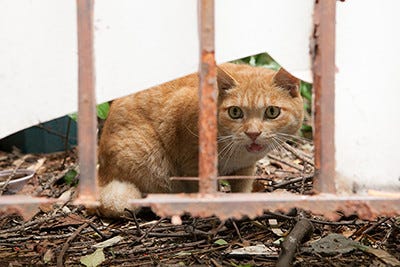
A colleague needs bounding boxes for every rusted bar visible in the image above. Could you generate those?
[0,195,57,221]
[170,174,313,181]
[198,0,218,194]
[312,0,336,193]
[130,193,400,221]
[75,0,98,205]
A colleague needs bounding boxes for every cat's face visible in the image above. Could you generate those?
[217,64,304,159]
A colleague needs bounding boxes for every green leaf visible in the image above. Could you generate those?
[301,124,312,132]
[248,56,256,66]
[262,61,280,71]
[80,248,106,267]
[303,102,310,111]
[68,113,78,122]
[254,53,271,65]
[220,180,230,187]
[214,238,228,246]
[64,169,78,185]
[96,102,110,120]
[300,81,312,101]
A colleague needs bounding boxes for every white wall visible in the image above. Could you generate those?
[1,0,399,192]
[0,0,78,139]
[0,0,313,139]
[335,0,400,192]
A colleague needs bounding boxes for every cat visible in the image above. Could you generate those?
[97,63,304,217]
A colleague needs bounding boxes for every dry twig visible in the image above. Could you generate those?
[268,154,304,171]
[277,218,314,267]
[0,155,28,195]
[282,142,314,166]
[57,222,89,267]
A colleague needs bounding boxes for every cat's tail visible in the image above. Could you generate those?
[96,180,142,218]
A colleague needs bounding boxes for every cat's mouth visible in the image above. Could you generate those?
[246,143,265,153]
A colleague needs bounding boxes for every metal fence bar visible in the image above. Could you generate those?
[130,192,400,221]
[0,195,57,221]
[312,0,336,193]
[76,0,98,205]
[198,0,218,194]
[2,1,400,224]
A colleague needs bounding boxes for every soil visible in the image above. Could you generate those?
[0,145,399,267]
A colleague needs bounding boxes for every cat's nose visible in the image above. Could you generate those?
[245,132,261,141]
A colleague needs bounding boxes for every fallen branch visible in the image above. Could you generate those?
[276,218,314,267]
[57,222,89,267]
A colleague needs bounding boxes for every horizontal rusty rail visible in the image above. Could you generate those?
[130,192,400,221]
[170,174,313,181]
[0,195,58,221]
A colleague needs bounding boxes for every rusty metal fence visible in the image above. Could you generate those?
[1,0,400,221]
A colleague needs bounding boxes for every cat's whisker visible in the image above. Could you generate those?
[274,136,315,163]
[265,141,276,154]
[218,141,234,158]
[276,132,312,144]
[269,138,284,156]
[271,138,284,154]
[270,136,292,158]
[222,143,235,162]
[217,135,234,143]
[185,125,199,138]
[274,135,304,146]
[221,143,238,173]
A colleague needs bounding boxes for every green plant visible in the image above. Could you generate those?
[68,102,110,121]
[64,169,78,186]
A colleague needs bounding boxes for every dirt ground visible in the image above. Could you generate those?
[0,143,399,267]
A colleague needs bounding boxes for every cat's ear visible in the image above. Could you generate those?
[217,67,237,91]
[273,68,300,97]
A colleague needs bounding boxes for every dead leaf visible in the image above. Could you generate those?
[171,215,182,225]
[43,249,54,264]
[27,158,46,172]
[310,233,400,266]
[341,228,357,238]
[310,233,358,256]
[230,244,278,257]
[357,245,400,266]
[80,248,106,267]
[58,188,73,202]
[268,219,285,236]
[93,236,123,249]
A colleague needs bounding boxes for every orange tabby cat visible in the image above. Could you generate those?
[97,63,303,217]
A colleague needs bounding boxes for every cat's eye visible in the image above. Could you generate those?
[265,106,281,119]
[228,106,243,119]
